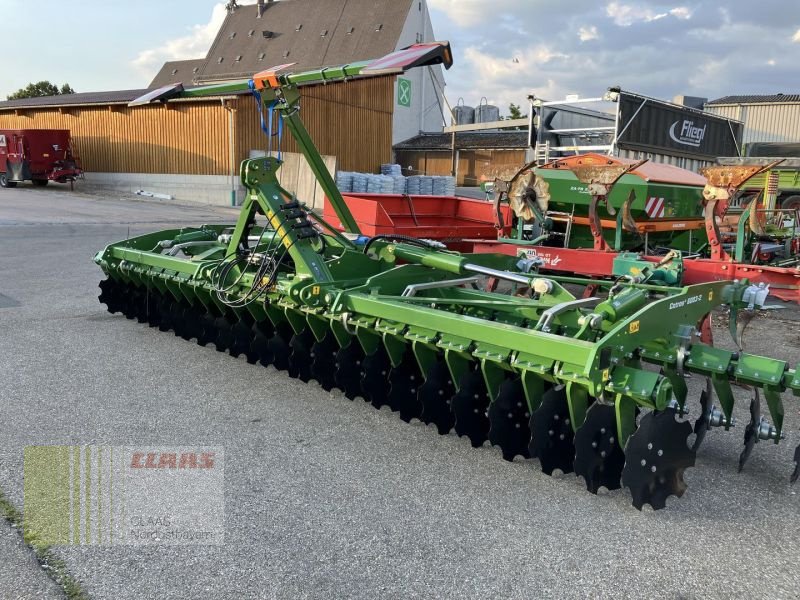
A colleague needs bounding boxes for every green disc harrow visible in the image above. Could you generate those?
[94,43,800,509]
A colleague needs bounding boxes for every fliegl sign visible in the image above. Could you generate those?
[615,91,742,160]
[669,120,706,148]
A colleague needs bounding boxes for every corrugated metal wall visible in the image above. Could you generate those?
[236,76,394,172]
[0,76,395,176]
[616,148,712,173]
[0,102,230,174]
[706,103,800,146]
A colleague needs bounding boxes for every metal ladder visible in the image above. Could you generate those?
[534,141,550,165]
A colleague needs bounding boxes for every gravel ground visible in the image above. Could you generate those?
[0,186,799,599]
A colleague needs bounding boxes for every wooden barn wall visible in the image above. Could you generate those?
[0,76,394,176]
[235,76,394,173]
[0,102,230,175]
[395,149,527,185]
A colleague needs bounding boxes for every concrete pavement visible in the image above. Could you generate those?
[1,185,799,599]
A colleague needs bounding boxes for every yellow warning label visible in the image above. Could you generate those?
[629,321,640,333]
[708,291,714,301]
[602,368,610,382]
[312,286,321,295]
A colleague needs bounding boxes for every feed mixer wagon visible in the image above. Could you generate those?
[94,43,800,510]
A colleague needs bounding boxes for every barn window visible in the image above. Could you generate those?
[229,32,236,39]
[248,29,255,37]
[375,24,383,32]
[217,57,224,64]
[235,55,242,62]
[320,29,328,37]
[171,69,178,75]
[295,24,302,31]
[347,26,355,34]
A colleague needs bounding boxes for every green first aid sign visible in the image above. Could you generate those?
[397,78,412,107]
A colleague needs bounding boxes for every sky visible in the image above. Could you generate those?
[1,0,799,115]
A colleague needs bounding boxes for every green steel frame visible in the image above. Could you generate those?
[94,44,800,509]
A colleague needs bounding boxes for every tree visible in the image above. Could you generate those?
[506,102,528,130]
[7,81,76,101]
[508,102,526,120]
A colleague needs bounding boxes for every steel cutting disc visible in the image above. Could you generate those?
[738,391,761,473]
[288,332,315,381]
[622,408,696,510]
[334,344,365,400]
[250,321,274,366]
[450,369,490,448]
[574,402,625,493]
[692,386,712,451]
[418,360,456,434]
[360,349,391,408]
[309,336,339,391]
[387,358,423,422]
[488,378,531,462]
[529,386,575,475]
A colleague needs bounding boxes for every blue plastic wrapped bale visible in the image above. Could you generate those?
[392,176,407,194]
[351,173,368,193]
[406,176,422,195]
[379,175,394,194]
[335,171,354,193]
[432,176,456,196]
[431,176,447,195]
[380,163,403,177]
[366,175,381,193]
[421,176,434,195]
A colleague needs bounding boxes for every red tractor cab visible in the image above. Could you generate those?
[0,129,83,189]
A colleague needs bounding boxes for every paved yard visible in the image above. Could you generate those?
[1,185,798,599]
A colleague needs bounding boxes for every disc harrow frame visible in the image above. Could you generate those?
[95,45,800,510]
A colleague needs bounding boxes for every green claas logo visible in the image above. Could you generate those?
[397,78,412,107]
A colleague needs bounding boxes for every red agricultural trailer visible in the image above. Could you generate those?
[323,192,510,252]
[0,129,83,189]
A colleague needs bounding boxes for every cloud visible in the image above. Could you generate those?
[429,0,518,27]
[429,0,800,117]
[130,2,234,77]
[578,25,599,41]
[605,2,691,26]
[669,7,692,20]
